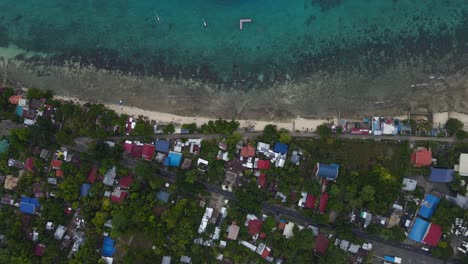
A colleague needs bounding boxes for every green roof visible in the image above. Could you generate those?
[0,139,9,154]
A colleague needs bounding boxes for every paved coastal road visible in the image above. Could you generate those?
[110,131,459,143]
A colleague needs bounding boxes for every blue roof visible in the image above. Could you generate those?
[156,191,170,203]
[408,218,430,242]
[429,168,454,183]
[80,184,91,197]
[273,142,288,155]
[419,194,440,219]
[315,163,339,180]
[102,236,116,257]
[15,105,23,117]
[163,152,182,167]
[19,196,40,214]
[155,140,170,153]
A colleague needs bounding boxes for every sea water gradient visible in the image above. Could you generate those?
[0,0,467,85]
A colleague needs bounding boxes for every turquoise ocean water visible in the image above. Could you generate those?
[0,0,467,85]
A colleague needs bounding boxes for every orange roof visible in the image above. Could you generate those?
[56,170,64,177]
[8,95,22,105]
[240,145,255,157]
[411,148,432,167]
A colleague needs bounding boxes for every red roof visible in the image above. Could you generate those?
[25,157,34,171]
[248,219,263,235]
[305,194,316,209]
[319,192,329,213]
[56,170,64,178]
[118,175,133,188]
[87,165,98,183]
[257,160,270,170]
[258,173,266,189]
[411,148,432,167]
[51,159,62,169]
[34,244,46,256]
[8,95,21,105]
[314,233,329,256]
[142,144,156,161]
[422,223,443,246]
[111,191,128,204]
[261,247,270,259]
[240,145,255,158]
[131,144,144,158]
[123,142,133,153]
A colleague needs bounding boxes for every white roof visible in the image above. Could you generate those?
[283,222,295,239]
[402,178,417,191]
[240,241,257,251]
[161,256,171,264]
[197,158,209,166]
[460,154,468,176]
[54,225,66,240]
[382,123,397,135]
[198,207,213,234]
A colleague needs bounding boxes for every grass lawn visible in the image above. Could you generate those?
[294,139,410,176]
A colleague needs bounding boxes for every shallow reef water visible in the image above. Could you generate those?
[0,0,466,82]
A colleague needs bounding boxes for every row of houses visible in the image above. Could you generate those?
[8,92,56,126]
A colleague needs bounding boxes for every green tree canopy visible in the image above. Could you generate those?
[445,118,464,136]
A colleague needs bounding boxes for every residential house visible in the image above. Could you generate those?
[181,158,192,170]
[130,142,144,158]
[223,170,239,191]
[283,222,295,239]
[318,192,329,214]
[39,149,49,160]
[25,158,34,172]
[227,222,240,240]
[305,194,316,209]
[198,207,214,234]
[34,244,46,257]
[110,175,133,204]
[445,194,468,210]
[429,167,454,183]
[4,175,19,190]
[459,153,468,176]
[314,234,329,256]
[180,256,192,264]
[125,118,136,135]
[240,145,256,168]
[161,256,172,264]
[256,243,272,260]
[402,178,417,191]
[257,160,270,170]
[247,219,263,238]
[20,196,40,215]
[33,183,45,198]
[103,167,117,186]
[142,143,156,161]
[163,152,182,167]
[411,148,432,167]
[408,218,442,246]
[155,140,170,153]
[0,138,9,154]
[156,190,171,204]
[314,163,339,181]
[80,184,91,198]
[8,158,24,169]
[419,194,440,219]
[102,236,116,258]
[87,165,98,183]
[298,192,308,208]
[54,225,67,240]
[187,139,202,154]
[197,158,209,172]
[258,173,267,189]
[290,150,301,165]
[123,140,133,154]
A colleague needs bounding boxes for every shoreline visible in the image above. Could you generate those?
[53,95,330,132]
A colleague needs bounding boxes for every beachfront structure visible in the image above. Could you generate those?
[459,153,468,176]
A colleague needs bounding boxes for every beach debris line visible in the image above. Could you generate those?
[240,19,252,30]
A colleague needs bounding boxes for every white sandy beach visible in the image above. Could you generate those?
[53,95,329,132]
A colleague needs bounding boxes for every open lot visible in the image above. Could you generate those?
[295,139,410,175]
